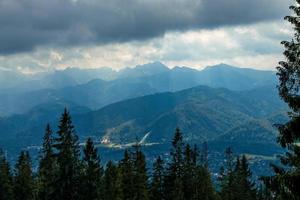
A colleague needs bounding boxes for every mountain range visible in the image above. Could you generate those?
[0,85,287,157]
[0,62,277,116]
[0,62,287,175]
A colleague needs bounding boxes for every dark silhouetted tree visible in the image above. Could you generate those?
[0,149,13,200]
[219,147,235,200]
[265,0,300,199]
[104,161,123,200]
[193,144,218,200]
[150,156,165,200]
[132,143,149,200]
[119,149,135,200]
[182,144,195,200]
[164,128,185,200]
[53,108,80,200]
[194,165,218,200]
[81,138,103,200]
[38,124,57,200]
[233,155,257,200]
[13,151,34,200]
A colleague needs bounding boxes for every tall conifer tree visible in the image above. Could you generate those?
[194,165,218,200]
[193,144,218,200]
[265,0,300,198]
[219,147,235,200]
[53,108,80,200]
[38,124,57,200]
[14,151,34,200]
[182,144,195,200]
[165,128,185,200]
[119,149,135,200]
[81,138,103,200]
[132,143,149,200]
[150,156,165,200]
[232,155,257,200]
[104,161,123,200]
[0,149,13,200]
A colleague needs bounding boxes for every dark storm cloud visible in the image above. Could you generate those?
[0,0,290,54]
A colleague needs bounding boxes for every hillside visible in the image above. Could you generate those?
[72,85,286,147]
[0,85,287,158]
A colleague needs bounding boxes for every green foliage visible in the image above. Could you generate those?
[0,84,286,160]
[233,155,257,200]
[37,124,57,200]
[150,156,165,200]
[194,166,219,200]
[119,149,135,200]
[165,128,218,200]
[0,149,14,200]
[219,147,235,200]
[104,161,123,200]
[182,144,194,200]
[13,151,35,200]
[81,138,104,200]
[165,128,185,200]
[263,1,300,199]
[0,109,262,200]
[219,149,257,200]
[53,108,81,200]
[131,144,149,200]
[119,144,149,200]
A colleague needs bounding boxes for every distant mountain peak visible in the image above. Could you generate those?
[203,63,239,71]
[118,62,169,79]
[172,66,199,72]
[203,63,274,73]
[134,61,168,70]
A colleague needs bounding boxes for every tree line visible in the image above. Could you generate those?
[0,109,264,200]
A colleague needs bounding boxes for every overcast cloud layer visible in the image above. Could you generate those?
[0,20,292,73]
[0,0,290,55]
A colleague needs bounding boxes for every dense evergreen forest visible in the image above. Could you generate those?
[0,109,266,200]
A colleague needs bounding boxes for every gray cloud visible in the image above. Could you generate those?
[0,0,290,54]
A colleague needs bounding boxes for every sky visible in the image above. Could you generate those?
[0,0,294,73]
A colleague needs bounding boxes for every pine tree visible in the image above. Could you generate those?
[194,165,218,200]
[53,108,80,200]
[219,147,235,200]
[38,124,57,200]
[13,151,35,200]
[219,151,257,200]
[132,143,149,200]
[119,149,135,200]
[150,156,165,200]
[182,144,195,200]
[0,149,13,200]
[104,161,123,200]
[265,1,300,199]
[233,155,257,200]
[164,128,185,200]
[192,144,218,200]
[239,155,257,199]
[81,138,103,200]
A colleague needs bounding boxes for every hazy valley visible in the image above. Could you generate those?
[0,62,287,177]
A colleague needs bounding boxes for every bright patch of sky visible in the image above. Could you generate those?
[0,0,293,73]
